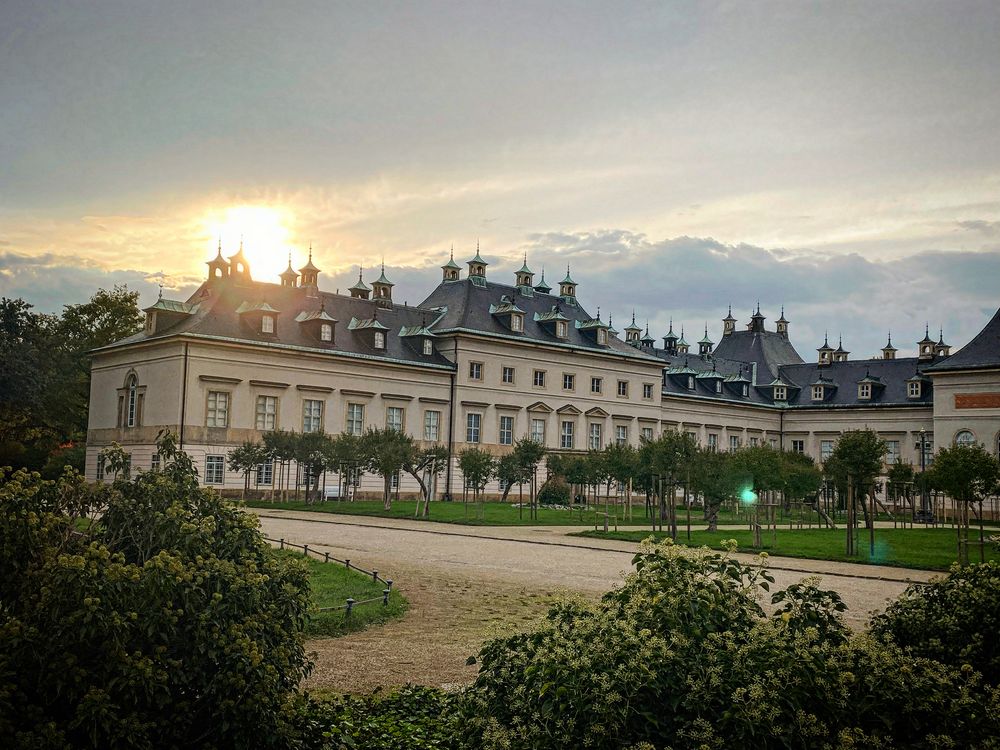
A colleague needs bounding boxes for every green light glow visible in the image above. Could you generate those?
[740,487,757,504]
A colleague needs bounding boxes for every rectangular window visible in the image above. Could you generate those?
[502,366,515,384]
[423,410,440,441]
[908,381,922,398]
[531,418,545,444]
[643,383,654,400]
[886,440,900,464]
[95,455,104,481]
[511,315,523,332]
[729,435,741,452]
[390,471,400,490]
[812,385,824,400]
[616,425,628,446]
[320,323,333,342]
[422,339,433,355]
[499,415,514,445]
[556,321,568,338]
[617,380,628,397]
[261,314,274,334]
[858,383,871,399]
[591,376,602,394]
[256,460,273,485]
[707,434,718,451]
[255,395,277,430]
[374,331,385,349]
[792,439,805,454]
[641,427,654,441]
[533,370,546,387]
[749,437,759,447]
[560,420,575,450]
[205,455,225,485]
[774,386,787,401]
[466,413,482,443]
[386,406,404,432]
[769,438,778,449]
[588,422,602,450]
[302,399,324,433]
[150,453,161,472]
[469,361,483,381]
[206,391,229,427]
[563,373,575,391]
[820,439,835,461]
[345,403,364,435]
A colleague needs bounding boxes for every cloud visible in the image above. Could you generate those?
[956,219,1000,236]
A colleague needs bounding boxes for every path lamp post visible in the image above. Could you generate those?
[918,428,929,522]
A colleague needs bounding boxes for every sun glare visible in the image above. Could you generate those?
[205,205,295,282]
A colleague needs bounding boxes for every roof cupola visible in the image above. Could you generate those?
[515,254,534,292]
[623,311,642,345]
[298,245,320,287]
[723,305,737,336]
[207,238,229,280]
[918,324,936,360]
[349,267,371,300]
[227,238,252,282]
[698,324,714,358]
[748,303,766,333]
[467,242,488,287]
[934,328,951,357]
[371,263,394,308]
[882,332,897,360]
[663,319,679,354]
[441,246,462,282]
[676,326,690,355]
[279,252,298,288]
[775,306,789,337]
[833,335,849,362]
[559,266,578,305]
[817,333,834,366]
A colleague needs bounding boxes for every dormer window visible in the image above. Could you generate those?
[597,328,607,345]
[261,314,275,334]
[774,386,787,401]
[812,385,824,401]
[556,321,568,338]
[511,314,524,332]
[422,339,433,355]
[687,376,695,390]
[908,381,922,398]
[714,381,722,393]
[741,384,749,397]
[374,331,386,350]
[320,323,333,342]
[858,383,871,400]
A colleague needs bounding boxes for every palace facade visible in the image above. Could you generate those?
[85,244,1000,497]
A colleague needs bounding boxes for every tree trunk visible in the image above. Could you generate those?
[383,475,392,510]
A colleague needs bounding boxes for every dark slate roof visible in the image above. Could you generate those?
[778,357,934,408]
[643,344,774,405]
[98,277,455,370]
[418,278,662,363]
[712,329,805,380]
[924,306,1000,373]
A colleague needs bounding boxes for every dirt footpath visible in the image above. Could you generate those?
[254,510,936,693]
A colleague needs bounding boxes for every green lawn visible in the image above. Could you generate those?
[573,527,1000,571]
[273,549,408,637]
[246,498,757,527]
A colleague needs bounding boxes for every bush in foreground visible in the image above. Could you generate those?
[457,541,1000,750]
[0,435,311,748]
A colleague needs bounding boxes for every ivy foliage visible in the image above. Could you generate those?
[0,433,312,749]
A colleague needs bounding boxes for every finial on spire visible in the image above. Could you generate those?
[631,310,636,325]
[450,244,454,260]
[157,282,163,300]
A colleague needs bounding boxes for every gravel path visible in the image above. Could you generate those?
[252,509,937,693]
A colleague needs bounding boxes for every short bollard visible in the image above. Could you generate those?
[372,570,378,582]
[279,538,285,550]
[324,552,330,563]
[303,544,309,558]
[345,559,351,570]
[345,597,355,615]
[382,589,390,606]
[386,580,393,591]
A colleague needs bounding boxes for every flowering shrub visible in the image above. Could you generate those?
[0,434,311,748]
[458,540,1000,750]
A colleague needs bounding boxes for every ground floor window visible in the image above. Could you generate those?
[256,460,273,485]
[205,455,225,485]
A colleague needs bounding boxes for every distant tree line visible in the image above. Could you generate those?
[0,287,143,474]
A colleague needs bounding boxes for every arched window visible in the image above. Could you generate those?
[955,430,976,447]
[126,374,138,427]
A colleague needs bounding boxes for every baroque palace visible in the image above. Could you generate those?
[86,244,1000,496]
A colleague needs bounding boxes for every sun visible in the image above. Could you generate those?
[205,205,295,282]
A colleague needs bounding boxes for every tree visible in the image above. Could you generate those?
[403,444,450,517]
[638,431,698,536]
[458,447,495,519]
[926,443,1000,564]
[325,432,364,500]
[689,448,739,531]
[602,443,638,520]
[360,427,413,510]
[0,431,311,748]
[228,440,267,500]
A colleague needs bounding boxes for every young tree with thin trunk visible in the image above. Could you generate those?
[360,427,412,510]
[927,442,1000,565]
[459,447,495,520]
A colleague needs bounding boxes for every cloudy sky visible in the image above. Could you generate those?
[2,0,998,358]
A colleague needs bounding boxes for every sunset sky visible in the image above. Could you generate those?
[2,1,999,357]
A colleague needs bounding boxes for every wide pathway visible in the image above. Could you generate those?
[251,508,937,692]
